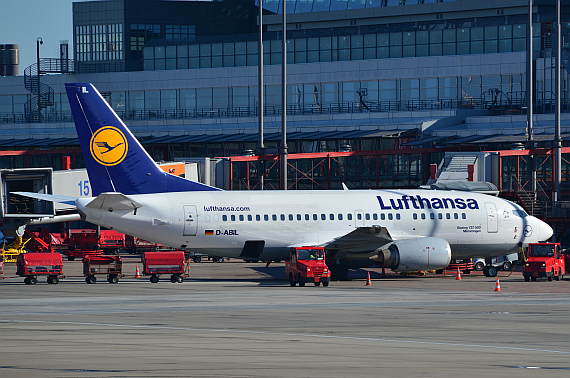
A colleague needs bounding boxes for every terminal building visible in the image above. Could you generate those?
[1,1,570,201]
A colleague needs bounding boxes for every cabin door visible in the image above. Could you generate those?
[183,205,198,236]
[485,202,498,233]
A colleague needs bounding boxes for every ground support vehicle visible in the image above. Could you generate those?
[125,235,160,254]
[435,259,474,275]
[473,253,519,273]
[286,246,331,287]
[142,251,186,283]
[523,243,565,282]
[82,255,123,284]
[16,253,63,285]
[1,236,31,263]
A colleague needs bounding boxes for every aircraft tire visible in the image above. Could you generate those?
[487,266,498,277]
[289,273,296,287]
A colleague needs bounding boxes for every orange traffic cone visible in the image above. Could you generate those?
[494,277,501,292]
[381,266,386,278]
[135,265,141,278]
[455,267,462,280]
[366,271,372,286]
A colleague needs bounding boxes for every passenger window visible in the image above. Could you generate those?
[305,214,310,221]
[239,215,244,221]
[256,214,261,221]
[222,215,228,221]
[365,213,370,220]
[272,214,277,221]
[462,213,466,219]
[413,213,417,220]
[205,215,210,222]
[313,214,318,221]
[388,214,393,220]
[421,213,426,219]
[280,214,285,221]
[357,213,362,220]
[338,213,343,220]
[438,213,442,219]
[373,213,378,220]
[430,213,435,219]
[231,215,236,222]
[264,214,269,221]
[289,214,293,221]
[321,214,326,220]
[381,214,385,220]
[248,215,252,221]
[297,214,301,221]
[213,215,219,222]
[330,214,334,220]
[396,214,400,220]
[347,213,353,220]
[454,213,458,219]
[446,213,450,219]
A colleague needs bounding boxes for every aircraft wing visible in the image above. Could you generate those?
[12,192,78,206]
[323,226,417,260]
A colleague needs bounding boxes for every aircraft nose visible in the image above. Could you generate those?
[538,219,553,241]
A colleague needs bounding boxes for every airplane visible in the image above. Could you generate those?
[14,83,553,280]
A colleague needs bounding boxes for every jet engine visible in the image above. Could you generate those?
[374,237,451,272]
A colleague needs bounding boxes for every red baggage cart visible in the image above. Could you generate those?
[16,253,63,285]
[82,255,123,284]
[143,251,186,283]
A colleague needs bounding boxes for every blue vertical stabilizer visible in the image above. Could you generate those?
[65,83,221,195]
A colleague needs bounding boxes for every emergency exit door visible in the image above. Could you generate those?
[183,205,197,236]
[485,202,498,233]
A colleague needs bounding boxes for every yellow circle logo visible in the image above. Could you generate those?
[90,126,128,166]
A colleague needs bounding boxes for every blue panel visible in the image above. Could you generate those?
[386,0,401,6]
[263,0,281,13]
[347,0,366,9]
[286,0,297,13]
[422,0,438,4]
[312,0,331,12]
[365,0,382,8]
[295,0,314,12]
[405,0,419,4]
[330,0,349,11]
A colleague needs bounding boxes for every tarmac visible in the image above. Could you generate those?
[1,256,569,378]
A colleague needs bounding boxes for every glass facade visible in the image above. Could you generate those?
[144,23,537,71]
[260,0,464,14]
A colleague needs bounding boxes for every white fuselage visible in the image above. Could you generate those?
[76,189,552,261]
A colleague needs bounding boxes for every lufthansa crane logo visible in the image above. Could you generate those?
[90,126,128,166]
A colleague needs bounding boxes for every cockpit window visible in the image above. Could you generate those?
[512,209,528,218]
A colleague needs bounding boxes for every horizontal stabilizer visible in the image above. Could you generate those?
[85,192,143,211]
[12,192,78,206]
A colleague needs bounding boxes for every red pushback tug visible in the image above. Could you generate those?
[523,243,565,282]
[286,246,331,287]
[82,255,123,284]
[142,251,186,283]
[16,253,63,285]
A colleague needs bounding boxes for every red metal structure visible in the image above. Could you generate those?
[142,251,186,283]
[82,255,123,284]
[16,253,63,285]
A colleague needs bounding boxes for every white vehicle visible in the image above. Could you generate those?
[473,253,519,272]
[14,83,554,280]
